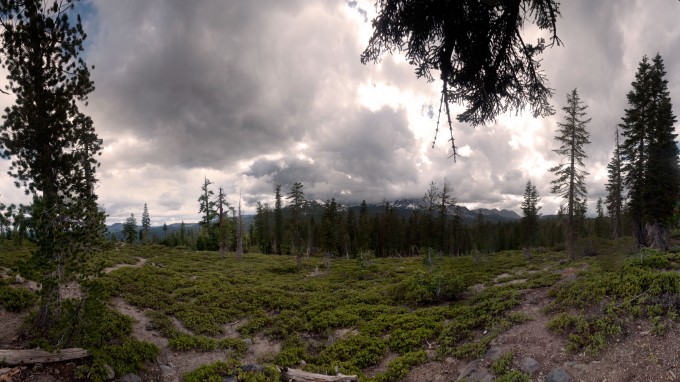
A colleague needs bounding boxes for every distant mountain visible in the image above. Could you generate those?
[344,198,521,225]
[106,221,202,240]
[106,200,520,237]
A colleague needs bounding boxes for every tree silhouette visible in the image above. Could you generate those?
[0,0,105,334]
[621,54,679,249]
[362,0,561,157]
[550,88,591,259]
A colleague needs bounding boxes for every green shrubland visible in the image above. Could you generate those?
[2,238,679,380]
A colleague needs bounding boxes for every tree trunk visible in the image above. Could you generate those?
[632,219,646,247]
[0,348,89,366]
[645,221,669,250]
[281,368,358,382]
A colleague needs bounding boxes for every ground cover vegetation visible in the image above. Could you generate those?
[3,235,680,381]
[1,1,680,381]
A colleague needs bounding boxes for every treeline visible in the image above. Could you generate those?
[247,180,616,258]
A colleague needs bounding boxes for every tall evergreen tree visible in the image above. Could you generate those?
[141,203,151,243]
[358,200,370,251]
[274,184,283,254]
[254,202,271,253]
[521,181,541,256]
[216,187,230,256]
[287,182,305,252]
[605,129,624,238]
[321,198,339,255]
[419,181,439,248]
[620,54,680,249]
[549,88,591,259]
[236,192,243,260]
[438,179,456,253]
[123,213,138,243]
[0,0,105,333]
[198,177,216,228]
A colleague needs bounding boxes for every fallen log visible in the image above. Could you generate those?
[281,367,358,382]
[0,348,89,366]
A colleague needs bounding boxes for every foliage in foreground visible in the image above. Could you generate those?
[546,248,680,354]
[8,239,677,381]
[94,245,565,380]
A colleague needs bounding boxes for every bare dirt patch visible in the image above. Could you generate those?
[103,257,147,274]
[241,334,282,365]
[401,356,463,382]
[364,352,399,378]
[0,308,25,348]
[489,288,570,377]
[110,298,233,378]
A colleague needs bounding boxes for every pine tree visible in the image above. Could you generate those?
[521,181,541,256]
[236,192,243,261]
[321,198,339,255]
[216,187,230,256]
[274,184,283,254]
[0,0,105,333]
[254,202,271,253]
[141,203,151,243]
[621,54,680,249]
[198,177,216,228]
[358,200,370,251]
[605,129,624,239]
[123,213,138,243]
[287,182,305,255]
[549,88,591,259]
[595,197,606,238]
[438,179,456,254]
[419,181,439,249]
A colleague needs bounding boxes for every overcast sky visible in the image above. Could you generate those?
[1,0,680,225]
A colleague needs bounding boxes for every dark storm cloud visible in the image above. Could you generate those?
[66,0,680,223]
[89,0,363,169]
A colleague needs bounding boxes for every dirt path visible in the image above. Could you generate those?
[109,298,283,380]
[489,288,571,377]
[103,257,148,274]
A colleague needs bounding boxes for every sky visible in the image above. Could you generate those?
[1,0,680,225]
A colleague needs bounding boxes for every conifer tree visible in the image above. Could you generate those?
[216,187,230,256]
[521,181,541,256]
[358,200,370,251]
[0,0,105,333]
[254,202,271,253]
[438,179,456,253]
[605,129,624,239]
[141,203,151,243]
[420,181,439,248]
[123,213,138,243]
[549,88,591,259]
[274,184,283,254]
[236,192,243,261]
[620,54,679,249]
[287,182,305,253]
[321,198,339,255]
[198,177,216,228]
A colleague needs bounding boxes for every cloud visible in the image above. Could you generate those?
[2,0,678,224]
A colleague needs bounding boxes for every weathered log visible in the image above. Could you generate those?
[0,366,26,381]
[281,367,358,382]
[0,348,89,365]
